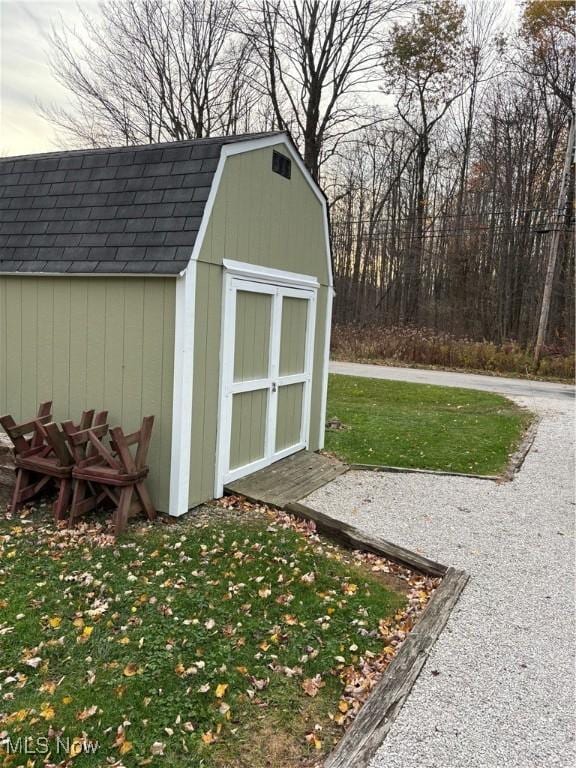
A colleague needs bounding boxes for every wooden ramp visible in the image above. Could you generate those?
[225,451,348,508]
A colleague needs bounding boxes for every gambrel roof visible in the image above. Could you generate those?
[0,132,279,275]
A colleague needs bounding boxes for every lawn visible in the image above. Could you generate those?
[0,503,427,768]
[325,374,533,476]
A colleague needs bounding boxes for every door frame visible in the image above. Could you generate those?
[214,259,319,497]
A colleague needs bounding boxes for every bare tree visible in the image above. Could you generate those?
[43,0,262,147]
[246,0,409,180]
[519,0,575,112]
[383,0,467,322]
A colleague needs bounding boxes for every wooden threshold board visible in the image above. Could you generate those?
[224,450,348,508]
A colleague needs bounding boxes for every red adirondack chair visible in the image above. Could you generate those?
[66,416,156,536]
[0,403,95,519]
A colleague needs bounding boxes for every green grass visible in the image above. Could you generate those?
[325,374,533,475]
[0,510,405,767]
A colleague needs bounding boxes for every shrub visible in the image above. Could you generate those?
[330,324,575,381]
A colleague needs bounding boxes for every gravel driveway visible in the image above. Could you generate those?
[306,394,575,768]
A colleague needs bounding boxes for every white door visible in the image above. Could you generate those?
[219,276,316,485]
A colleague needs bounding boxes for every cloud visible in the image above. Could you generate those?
[0,0,99,156]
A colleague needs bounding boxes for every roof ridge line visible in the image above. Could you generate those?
[0,131,283,164]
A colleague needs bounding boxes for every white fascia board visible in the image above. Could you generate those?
[0,272,174,278]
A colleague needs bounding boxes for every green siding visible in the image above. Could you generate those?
[230,389,268,470]
[279,296,307,375]
[199,145,329,285]
[189,145,330,507]
[275,382,304,452]
[0,276,176,512]
[233,291,272,382]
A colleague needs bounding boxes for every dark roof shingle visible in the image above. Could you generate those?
[0,132,279,275]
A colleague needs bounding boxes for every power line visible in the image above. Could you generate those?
[331,205,566,228]
[331,225,572,242]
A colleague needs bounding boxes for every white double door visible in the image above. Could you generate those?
[220,276,317,484]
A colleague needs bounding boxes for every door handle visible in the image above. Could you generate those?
[271,382,277,393]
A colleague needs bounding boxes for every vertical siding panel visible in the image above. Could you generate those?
[121,279,145,432]
[0,279,7,413]
[209,175,226,265]
[85,280,107,411]
[69,280,88,418]
[5,280,23,418]
[103,279,125,427]
[51,280,71,422]
[141,280,164,506]
[36,280,54,408]
[20,279,38,418]
[20,279,38,417]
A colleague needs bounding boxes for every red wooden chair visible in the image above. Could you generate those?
[61,415,110,523]
[67,416,156,536]
[0,403,93,520]
[0,401,55,514]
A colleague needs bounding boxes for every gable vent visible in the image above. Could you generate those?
[272,150,291,179]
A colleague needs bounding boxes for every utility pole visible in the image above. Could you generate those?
[533,115,575,369]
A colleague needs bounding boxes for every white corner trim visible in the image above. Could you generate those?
[189,133,333,290]
[318,287,334,450]
[222,258,319,289]
[168,262,196,517]
[213,269,235,500]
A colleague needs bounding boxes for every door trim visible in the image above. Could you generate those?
[222,258,320,289]
[214,264,318,498]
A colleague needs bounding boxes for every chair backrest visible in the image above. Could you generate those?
[61,412,109,466]
[110,416,155,473]
[41,422,74,468]
[0,401,53,457]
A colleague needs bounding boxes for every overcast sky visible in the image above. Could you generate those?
[0,0,520,159]
[0,0,99,157]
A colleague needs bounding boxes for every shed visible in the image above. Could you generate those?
[0,132,333,516]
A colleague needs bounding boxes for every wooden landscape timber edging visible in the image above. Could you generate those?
[285,502,447,576]
[348,463,500,482]
[501,415,541,481]
[282,501,468,768]
[324,567,469,768]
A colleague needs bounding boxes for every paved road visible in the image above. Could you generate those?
[329,360,574,401]
[307,391,575,768]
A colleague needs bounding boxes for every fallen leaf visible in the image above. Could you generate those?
[302,675,324,697]
[123,663,139,677]
[76,705,98,721]
[39,702,55,720]
[119,740,133,755]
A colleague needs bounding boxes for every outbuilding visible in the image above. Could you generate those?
[0,132,333,516]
